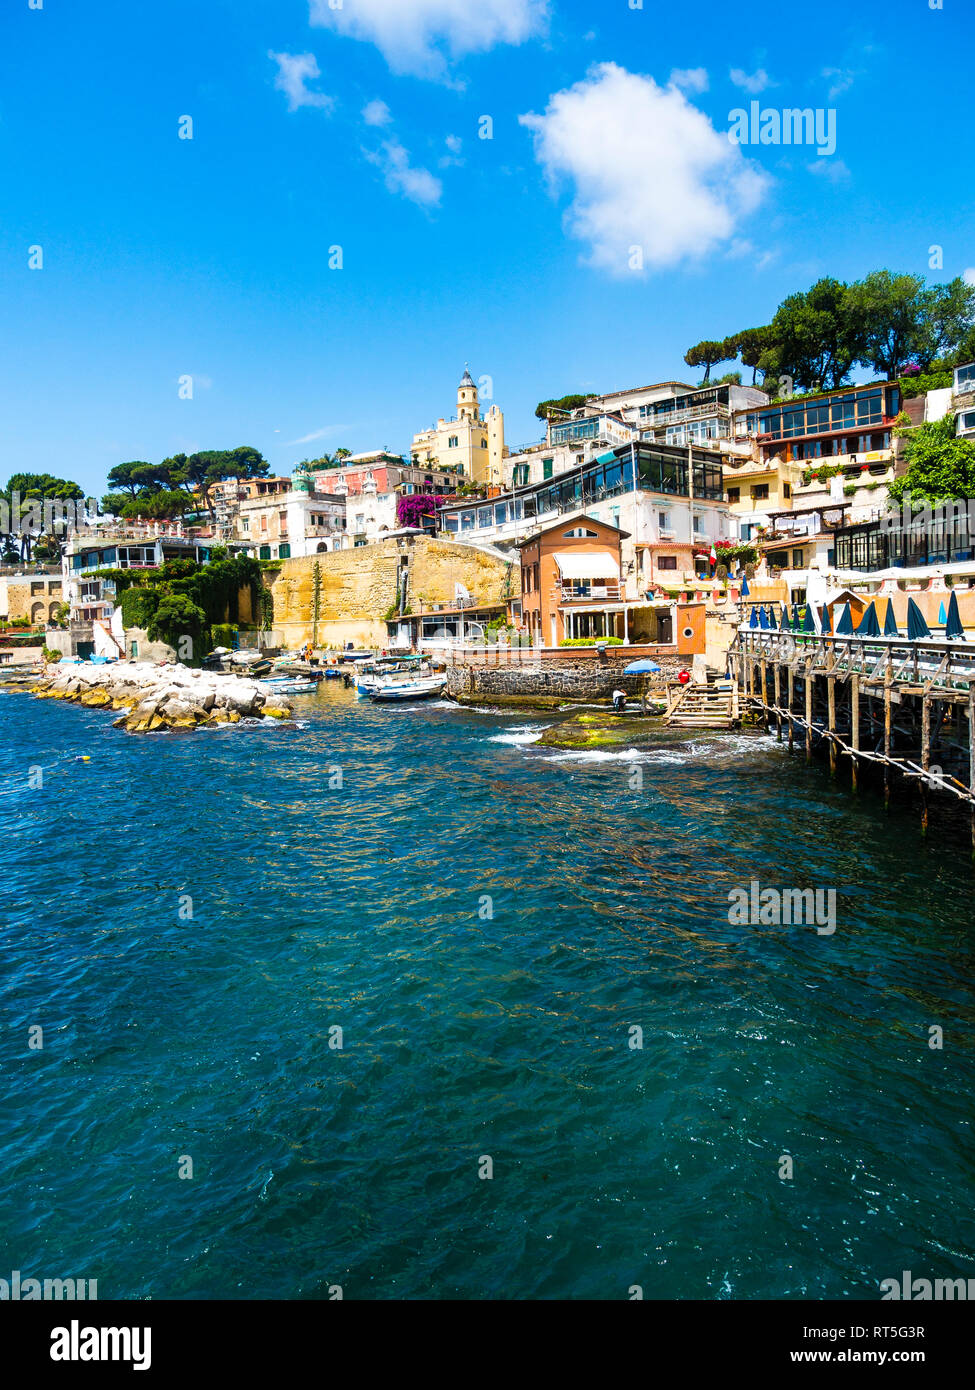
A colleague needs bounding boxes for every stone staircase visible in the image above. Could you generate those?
[666,678,738,729]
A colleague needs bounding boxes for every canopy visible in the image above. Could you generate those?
[554,551,620,580]
[883,600,899,638]
[856,601,881,637]
[835,602,854,635]
[945,590,965,640]
[624,659,662,673]
[907,597,931,640]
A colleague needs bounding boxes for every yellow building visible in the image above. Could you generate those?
[411,368,505,486]
[723,452,803,540]
[0,572,63,625]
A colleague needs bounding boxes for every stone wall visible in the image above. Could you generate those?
[270,537,516,648]
[446,653,682,701]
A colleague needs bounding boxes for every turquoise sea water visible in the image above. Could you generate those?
[1,683,973,1300]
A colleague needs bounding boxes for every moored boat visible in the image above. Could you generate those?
[368,674,447,702]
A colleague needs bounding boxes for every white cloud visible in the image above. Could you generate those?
[669,67,709,95]
[308,0,549,80]
[439,133,465,169]
[822,67,856,100]
[808,158,851,183]
[730,67,773,95]
[446,134,463,154]
[362,99,392,127]
[269,51,334,112]
[519,63,769,275]
[286,425,352,446]
[365,140,442,207]
[963,268,975,287]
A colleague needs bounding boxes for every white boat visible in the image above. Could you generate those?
[259,678,318,695]
[369,675,447,703]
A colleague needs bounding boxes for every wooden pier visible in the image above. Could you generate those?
[730,627,975,850]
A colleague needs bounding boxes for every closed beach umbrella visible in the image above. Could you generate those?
[907,597,931,640]
[767,605,778,630]
[791,604,802,629]
[856,601,881,637]
[944,590,965,640]
[938,601,947,625]
[759,605,771,630]
[835,602,854,635]
[821,603,832,635]
[780,605,791,632]
[883,600,899,637]
[749,605,760,629]
[740,576,750,598]
[801,603,817,634]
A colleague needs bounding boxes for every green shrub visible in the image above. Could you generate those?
[211,623,237,648]
[559,636,624,647]
[120,587,159,631]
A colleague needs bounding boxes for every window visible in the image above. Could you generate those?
[792,548,805,568]
[693,514,702,532]
[563,527,598,538]
[512,464,529,486]
[783,483,792,498]
[480,439,487,449]
[241,518,250,532]
[448,435,459,449]
[657,555,678,571]
[543,458,554,480]
[278,543,291,559]
[259,545,271,560]
[658,511,670,530]
[727,487,740,503]
[752,484,769,499]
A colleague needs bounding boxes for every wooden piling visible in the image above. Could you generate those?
[773,661,782,742]
[805,666,813,763]
[827,675,837,778]
[850,674,860,794]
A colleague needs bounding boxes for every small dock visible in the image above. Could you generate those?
[666,678,739,729]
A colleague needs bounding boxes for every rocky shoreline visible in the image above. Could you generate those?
[22,661,295,733]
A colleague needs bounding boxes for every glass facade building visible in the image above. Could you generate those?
[439,443,724,535]
[758,385,901,462]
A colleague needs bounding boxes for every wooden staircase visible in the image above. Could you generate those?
[665,678,738,729]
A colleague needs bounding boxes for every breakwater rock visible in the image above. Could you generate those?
[26,661,295,733]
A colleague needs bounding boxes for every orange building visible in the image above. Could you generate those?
[518,517,638,647]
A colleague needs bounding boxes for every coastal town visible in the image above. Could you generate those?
[3,333,975,748]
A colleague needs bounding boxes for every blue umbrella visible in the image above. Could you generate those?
[740,576,750,598]
[767,605,778,630]
[883,599,899,637]
[791,604,802,629]
[759,605,771,630]
[749,606,760,629]
[835,602,855,635]
[907,597,931,640]
[944,590,965,640]
[624,659,662,673]
[801,603,817,634]
[938,601,947,625]
[780,605,792,632]
[856,601,881,637]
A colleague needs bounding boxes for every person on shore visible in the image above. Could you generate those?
[612,688,626,714]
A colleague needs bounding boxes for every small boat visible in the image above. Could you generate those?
[369,675,447,702]
[260,678,318,695]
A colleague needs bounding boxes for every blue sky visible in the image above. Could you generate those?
[1,0,972,497]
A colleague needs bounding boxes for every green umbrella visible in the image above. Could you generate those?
[944,590,965,640]
[780,605,792,632]
[883,599,899,637]
[835,602,854,635]
[856,601,881,637]
[801,603,817,634]
[907,597,931,640]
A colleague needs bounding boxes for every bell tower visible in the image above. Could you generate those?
[457,365,480,422]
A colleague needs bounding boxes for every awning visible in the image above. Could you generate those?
[553,551,620,580]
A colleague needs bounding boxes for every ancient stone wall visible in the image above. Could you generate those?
[269,537,516,647]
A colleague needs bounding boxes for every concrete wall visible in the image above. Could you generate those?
[270,536,516,648]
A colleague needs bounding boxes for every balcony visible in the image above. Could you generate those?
[557,584,624,603]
